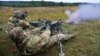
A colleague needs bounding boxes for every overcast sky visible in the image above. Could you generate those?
[1,0,100,3]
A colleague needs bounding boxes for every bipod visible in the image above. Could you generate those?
[58,41,65,56]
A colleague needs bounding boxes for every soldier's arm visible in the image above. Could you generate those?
[63,33,77,40]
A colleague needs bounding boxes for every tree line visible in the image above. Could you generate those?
[0,1,86,7]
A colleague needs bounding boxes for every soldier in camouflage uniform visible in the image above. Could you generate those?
[6,9,28,34]
[7,11,77,55]
[9,20,30,55]
[22,20,76,55]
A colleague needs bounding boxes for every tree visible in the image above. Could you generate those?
[59,2,64,6]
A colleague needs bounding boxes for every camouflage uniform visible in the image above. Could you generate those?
[6,17,20,34]
[9,20,30,55]
[25,27,51,55]
[6,10,28,34]
[46,33,75,47]
[10,26,24,48]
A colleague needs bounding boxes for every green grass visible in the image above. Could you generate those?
[0,6,100,56]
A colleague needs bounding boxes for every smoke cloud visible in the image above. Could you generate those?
[66,4,100,24]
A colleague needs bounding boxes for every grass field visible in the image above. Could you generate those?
[0,6,100,56]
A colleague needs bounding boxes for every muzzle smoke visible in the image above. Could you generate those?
[66,4,100,24]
